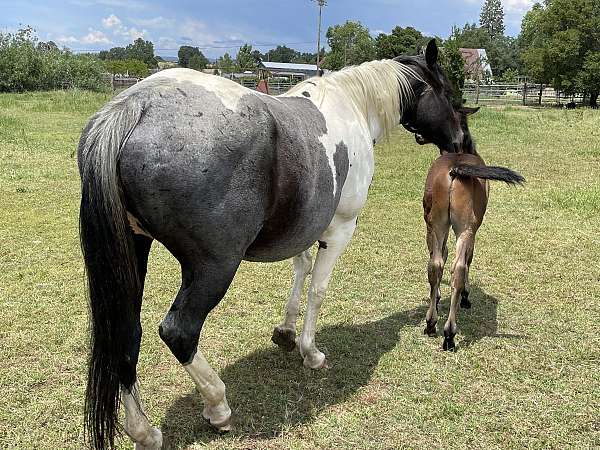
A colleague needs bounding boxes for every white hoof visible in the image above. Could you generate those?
[133,427,163,450]
[302,350,329,370]
[202,402,232,433]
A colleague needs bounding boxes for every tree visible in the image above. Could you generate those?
[375,26,431,59]
[577,52,600,107]
[264,45,298,63]
[126,38,157,68]
[519,0,600,105]
[189,52,209,71]
[217,52,236,72]
[178,45,202,68]
[439,38,466,104]
[480,0,505,38]
[322,21,376,70]
[236,44,257,70]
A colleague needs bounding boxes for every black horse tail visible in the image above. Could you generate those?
[450,164,525,185]
[77,94,145,449]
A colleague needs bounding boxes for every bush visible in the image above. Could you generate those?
[104,59,149,78]
[0,26,109,92]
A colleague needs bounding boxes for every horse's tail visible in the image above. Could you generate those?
[450,164,525,185]
[78,94,145,450]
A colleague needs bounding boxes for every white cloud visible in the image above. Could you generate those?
[157,36,178,50]
[101,14,148,41]
[102,14,121,28]
[81,29,111,44]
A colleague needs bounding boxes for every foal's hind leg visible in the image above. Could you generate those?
[443,232,475,351]
[121,235,163,449]
[272,250,313,351]
[159,258,240,432]
[298,216,357,369]
[424,221,450,337]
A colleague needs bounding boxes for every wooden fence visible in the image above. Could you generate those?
[463,82,587,106]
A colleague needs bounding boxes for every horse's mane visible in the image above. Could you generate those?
[284,60,421,138]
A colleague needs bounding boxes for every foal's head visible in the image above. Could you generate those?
[395,40,469,153]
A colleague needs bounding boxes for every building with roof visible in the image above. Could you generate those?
[258,61,321,80]
[459,48,493,80]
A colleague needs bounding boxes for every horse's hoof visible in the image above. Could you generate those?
[203,412,232,434]
[271,326,296,352]
[133,427,163,450]
[303,351,329,370]
[442,338,456,352]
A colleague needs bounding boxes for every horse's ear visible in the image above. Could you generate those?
[425,39,438,68]
[461,106,480,116]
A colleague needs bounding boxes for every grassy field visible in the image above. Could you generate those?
[0,91,599,449]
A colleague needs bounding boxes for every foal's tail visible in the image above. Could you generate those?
[450,164,525,185]
[78,95,145,450]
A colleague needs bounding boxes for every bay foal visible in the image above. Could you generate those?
[423,109,524,351]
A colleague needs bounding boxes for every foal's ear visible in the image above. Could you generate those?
[425,39,438,68]
[460,106,480,116]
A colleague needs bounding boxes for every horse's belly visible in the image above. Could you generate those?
[244,203,335,262]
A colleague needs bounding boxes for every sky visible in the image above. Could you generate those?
[0,0,535,58]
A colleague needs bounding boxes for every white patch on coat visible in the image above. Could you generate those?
[284,59,418,202]
[146,68,260,112]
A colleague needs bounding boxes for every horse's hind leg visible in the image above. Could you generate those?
[122,383,163,450]
[272,250,313,351]
[159,257,241,432]
[443,231,475,351]
[122,235,163,449]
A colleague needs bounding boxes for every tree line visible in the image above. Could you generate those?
[1,0,598,105]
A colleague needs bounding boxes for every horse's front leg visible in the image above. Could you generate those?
[298,216,357,369]
[272,250,313,351]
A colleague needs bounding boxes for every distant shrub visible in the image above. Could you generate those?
[0,26,109,92]
[104,59,149,78]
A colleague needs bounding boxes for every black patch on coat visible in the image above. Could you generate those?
[302,91,311,97]
[333,141,350,192]
[318,240,328,249]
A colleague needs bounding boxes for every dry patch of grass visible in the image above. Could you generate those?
[0,92,599,449]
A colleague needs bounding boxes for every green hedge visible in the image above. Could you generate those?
[0,27,109,93]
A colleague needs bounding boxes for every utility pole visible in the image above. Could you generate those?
[313,0,327,72]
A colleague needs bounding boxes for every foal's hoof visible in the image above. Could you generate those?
[424,325,437,337]
[271,326,297,352]
[460,294,471,309]
[442,338,456,352]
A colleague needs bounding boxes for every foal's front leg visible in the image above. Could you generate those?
[272,250,313,351]
[298,217,357,369]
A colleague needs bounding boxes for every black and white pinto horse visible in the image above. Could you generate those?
[78,41,466,449]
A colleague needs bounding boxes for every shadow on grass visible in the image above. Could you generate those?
[160,289,507,448]
[438,284,523,349]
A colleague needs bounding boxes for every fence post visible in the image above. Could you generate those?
[522,82,527,106]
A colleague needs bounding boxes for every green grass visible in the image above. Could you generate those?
[1,91,599,449]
